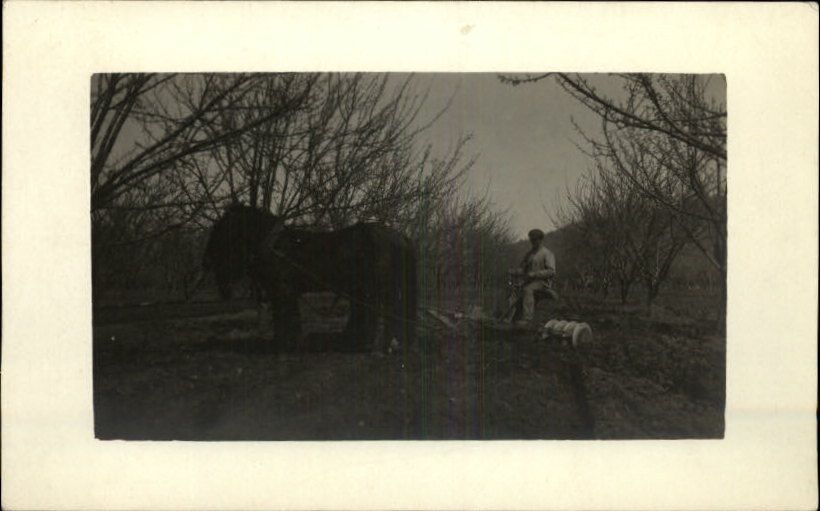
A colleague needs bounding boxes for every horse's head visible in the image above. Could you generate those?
[203,204,284,300]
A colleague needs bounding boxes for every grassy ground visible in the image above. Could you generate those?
[93,288,724,440]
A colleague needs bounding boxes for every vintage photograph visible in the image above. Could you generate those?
[91,72,727,440]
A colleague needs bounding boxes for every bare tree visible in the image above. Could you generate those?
[183,73,470,232]
[507,73,726,328]
[412,189,514,309]
[90,73,317,295]
[91,73,313,213]
[91,73,495,303]
[556,153,692,309]
[556,171,641,304]
[500,73,725,161]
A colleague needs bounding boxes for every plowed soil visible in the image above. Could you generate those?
[93,294,724,440]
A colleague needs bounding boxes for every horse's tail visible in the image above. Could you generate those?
[391,230,418,344]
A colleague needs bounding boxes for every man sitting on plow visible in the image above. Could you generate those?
[507,228,558,327]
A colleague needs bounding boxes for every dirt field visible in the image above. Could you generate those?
[93,292,724,440]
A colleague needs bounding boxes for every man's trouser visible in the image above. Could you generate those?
[511,279,552,322]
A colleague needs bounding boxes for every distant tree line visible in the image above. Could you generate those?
[91,73,513,304]
[503,73,726,328]
[534,226,722,296]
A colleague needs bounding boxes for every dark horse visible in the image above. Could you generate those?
[203,204,417,351]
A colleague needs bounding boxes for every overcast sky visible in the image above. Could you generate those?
[411,73,726,240]
[410,73,604,239]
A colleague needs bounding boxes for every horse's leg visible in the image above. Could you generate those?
[372,269,393,352]
[271,301,286,349]
[374,300,389,352]
[272,293,302,351]
[284,296,302,351]
[395,286,415,347]
[254,285,273,339]
[382,283,405,352]
[382,244,416,349]
[343,299,377,352]
[342,302,362,351]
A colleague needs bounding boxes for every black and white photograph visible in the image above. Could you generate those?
[3,3,817,510]
[91,72,727,441]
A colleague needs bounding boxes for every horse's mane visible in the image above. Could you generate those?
[202,204,282,298]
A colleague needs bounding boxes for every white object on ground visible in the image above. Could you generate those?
[571,322,593,347]
[561,321,578,337]
[540,318,594,347]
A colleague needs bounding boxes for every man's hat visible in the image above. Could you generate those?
[528,228,544,241]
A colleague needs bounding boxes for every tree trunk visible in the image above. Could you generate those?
[619,281,631,304]
[645,280,660,313]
